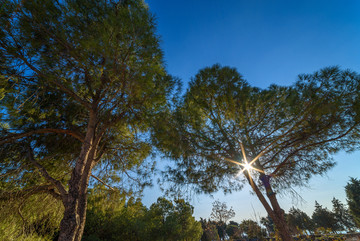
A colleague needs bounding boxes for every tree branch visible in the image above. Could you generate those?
[271,124,357,176]
[90,174,115,191]
[0,41,92,109]
[27,147,67,197]
[0,128,84,145]
[0,184,62,201]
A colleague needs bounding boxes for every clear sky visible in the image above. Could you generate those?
[142,0,360,222]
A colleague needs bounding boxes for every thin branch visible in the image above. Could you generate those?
[27,147,67,197]
[0,128,84,145]
[0,41,92,109]
[90,174,115,191]
[0,184,62,201]
[271,124,357,176]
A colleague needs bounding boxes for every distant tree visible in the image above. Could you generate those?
[83,189,144,241]
[83,194,202,241]
[210,200,236,224]
[286,207,313,235]
[312,201,339,232]
[226,221,243,240]
[153,64,360,241]
[239,219,266,240]
[260,216,275,237]
[345,177,360,228]
[331,197,356,232]
[0,0,176,240]
[146,197,203,241]
[210,200,235,240]
[200,218,221,241]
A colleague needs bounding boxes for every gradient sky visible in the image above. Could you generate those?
[142,0,360,222]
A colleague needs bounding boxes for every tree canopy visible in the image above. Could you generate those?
[155,64,360,193]
[331,197,356,232]
[312,201,339,232]
[153,64,360,240]
[0,0,176,239]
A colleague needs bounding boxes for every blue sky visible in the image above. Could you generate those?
[142,0,360,222]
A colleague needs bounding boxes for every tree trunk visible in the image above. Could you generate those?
[74,191,89,241]
[245,172,293,241]
[74,145,98,241]
[58,176,89,241]
[269,195,293,241]
[58,111,97,241]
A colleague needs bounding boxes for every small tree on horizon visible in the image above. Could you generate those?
[286,207,314,235]
[332,197,356,232]
[210,200,236,224]
[312,201,339,232]
[239,219,266,240]
[210,200,235,240]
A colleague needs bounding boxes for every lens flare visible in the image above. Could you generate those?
[243,162,252,171]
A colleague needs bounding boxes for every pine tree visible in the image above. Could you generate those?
[312,201,339,232]
[0,0,176,240]
[345,177,360,228]
[153,64,360,241]
[332,197,356,232]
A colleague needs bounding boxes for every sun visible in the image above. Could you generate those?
[243,162,252,172]
[223,142,265,178]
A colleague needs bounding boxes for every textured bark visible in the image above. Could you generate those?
[246,172,293,241]
[58,112,97,241]
[74,141,99,241]
[267,189,293,241]
[74,192,88,241]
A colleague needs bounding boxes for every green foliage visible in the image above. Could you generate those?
[239,219,266,240]
[153,64,360,196]
[312,201,339,232]
[0,0,176,195]
[82,194,202,241]
[146,198,203,241]
[331,197,356,232]
[225,221,242,240]
[286,207,314,235]
[200,219,221,241]
[0,193,63,241]
[345,177,360,228]
[1,0,177,238]
[260,216,275,237]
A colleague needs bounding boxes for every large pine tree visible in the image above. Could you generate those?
[0,0,175,240]
[153,64,360,240]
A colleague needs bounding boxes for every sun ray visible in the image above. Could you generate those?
[240,142,248,164]
[220,145,265,180]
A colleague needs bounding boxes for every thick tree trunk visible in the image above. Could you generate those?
[74,192,88,241]
[58,112,97,241]
[74,146,98,241]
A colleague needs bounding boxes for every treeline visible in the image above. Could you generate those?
[0,178,359,240]
[0,188,203,240]
[82,190,202,241]
[199,177,360,240]
[200,199,355,240]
